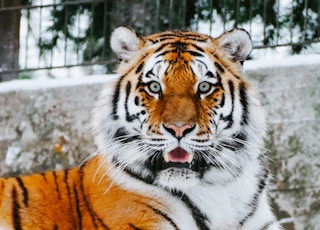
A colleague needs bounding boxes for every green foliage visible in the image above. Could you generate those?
[287,0,320,53]
[195,0,279,45]
[38,0,197,71]
[39,0,110,63]
[37,0,320,70]
[18,72,32,80]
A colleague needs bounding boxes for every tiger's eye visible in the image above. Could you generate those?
[198,82,212,94]
[148,81,161,94]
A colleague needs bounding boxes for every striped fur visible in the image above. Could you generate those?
[0,27,281,229]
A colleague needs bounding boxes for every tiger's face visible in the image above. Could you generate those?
[93,27,265,190]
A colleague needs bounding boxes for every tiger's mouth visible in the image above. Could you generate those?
[150,147,208,172]
[164,147,193,164]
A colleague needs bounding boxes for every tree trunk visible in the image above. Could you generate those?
[0,0,21,82]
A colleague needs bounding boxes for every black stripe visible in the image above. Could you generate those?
[136,75,147,90]
[145,70,155,79]
[155,36,179,43]
[79,169,97,229]
[150,32,208,43]
[135,62,144,74]
[214,62,225,73]
[239,82,249,125]
[182,35,207,42]
[53,171,61,200]
[0,180,4,204]
[152,33,177,40]
[16,177,28,207]
[215,72,224,107]
[234,74,241,79]
[112,77,123,120]
[134,96,140,106]
[154,43,167,54]
[205,71,215,78]
[123,167,155,185]
[260,220,276,230]
[128,223,142,230]
[12,187,22,230]
[113,127,140,143]
[220,80,235,129]
[64,170,71,199]
[155,43,205,59]
[41,173,47,182]
[216,72,222,82]
[172,191,210,230]
[79,166,110,230]
[220,132,247,151]
[190,43,205,52]
[187,50,204,57]
[0,179,4,191]
[155,49,171,58]
[74,185,82,230]
[53,224,59,230]
[239,170,268,226]
[144,204,180,230]
[220,91,225,107]
[64,170,77,229]
[125,81,136,122]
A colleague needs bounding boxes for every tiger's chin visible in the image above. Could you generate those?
[155,168,200,190]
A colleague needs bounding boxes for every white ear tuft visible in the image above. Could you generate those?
[217,29,252,62]
[110,26,141,62]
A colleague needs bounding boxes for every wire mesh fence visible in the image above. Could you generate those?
[0,0,319,80]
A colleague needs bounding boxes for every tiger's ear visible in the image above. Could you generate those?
[216,29,252,63]
[110,26,142,62]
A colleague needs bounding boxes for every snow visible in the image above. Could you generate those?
[0,74,119,93]
[5,146,21,167]
[244,54,320,70]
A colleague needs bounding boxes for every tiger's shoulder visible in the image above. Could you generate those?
[0,155,192,229]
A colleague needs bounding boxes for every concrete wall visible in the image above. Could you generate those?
[245,56,320,230]
[0,77,109,176]
[0,55,319,229]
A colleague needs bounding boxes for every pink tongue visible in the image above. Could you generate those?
[168,147,189,163]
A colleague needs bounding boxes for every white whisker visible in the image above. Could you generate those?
[93,157,108,183]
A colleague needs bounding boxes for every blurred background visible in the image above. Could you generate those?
[0,0,319,81]
[0,1,320,229]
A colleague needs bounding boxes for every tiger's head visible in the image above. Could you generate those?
[93,26,266,191]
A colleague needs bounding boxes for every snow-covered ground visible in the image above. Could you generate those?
[244,53,320,70]
[0,74,117,93]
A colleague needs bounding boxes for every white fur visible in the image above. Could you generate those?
[218,29,252,62]
[110,27,140,61]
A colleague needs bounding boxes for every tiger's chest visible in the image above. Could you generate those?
[111,165,261,230]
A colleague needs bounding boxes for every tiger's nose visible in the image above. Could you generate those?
[163,124,195,139]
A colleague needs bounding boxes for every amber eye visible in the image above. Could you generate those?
[198,82,212,94]
[148,81,162,94]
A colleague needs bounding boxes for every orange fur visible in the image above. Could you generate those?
[0,156,165,229]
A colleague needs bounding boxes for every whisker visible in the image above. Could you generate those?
[204,151,238,178]
[217,133,269,153]
[102,145,155,195]
[93,157,109,183]
[79,152,98,168]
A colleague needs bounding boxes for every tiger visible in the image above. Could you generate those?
[0,26,281,230]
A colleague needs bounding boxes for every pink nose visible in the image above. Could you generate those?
[164,124,194,138]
